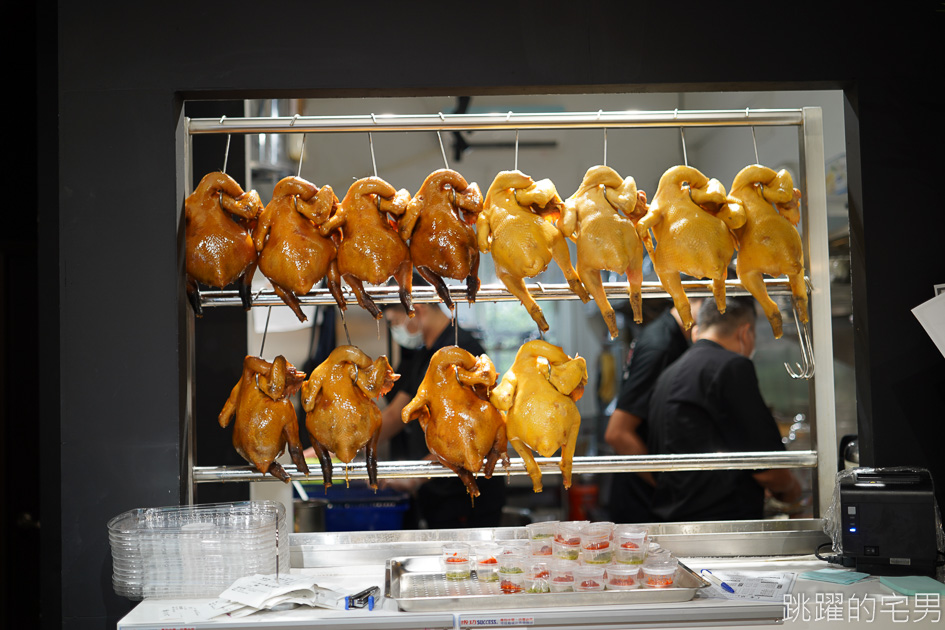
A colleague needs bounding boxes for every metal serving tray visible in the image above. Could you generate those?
[386,556,709,612]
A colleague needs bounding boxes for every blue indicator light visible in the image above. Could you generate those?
[849,527,857,533]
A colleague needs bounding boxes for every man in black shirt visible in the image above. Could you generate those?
[380,301,506,528]
[604,303,695,523]
[646,297,800,521]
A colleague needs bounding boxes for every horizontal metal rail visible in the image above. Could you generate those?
[200,278,803,308]
[188,108,803,135]
[193,451,817,483]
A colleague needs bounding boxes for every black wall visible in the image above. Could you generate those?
[38,2,944,628]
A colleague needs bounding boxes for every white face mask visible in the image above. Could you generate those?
[739,326,756,360]
[390,322,424,349]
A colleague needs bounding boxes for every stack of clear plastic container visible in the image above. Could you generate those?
[108,501,290,600]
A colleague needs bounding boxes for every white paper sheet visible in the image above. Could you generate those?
[912,291,945,360]
[698,570,797,602]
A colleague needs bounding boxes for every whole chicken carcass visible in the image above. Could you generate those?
[401,346,509,499]
[560,165,649,338]
[319,177,413,318]
[491,340,587,492]
[301,346,398,490]
[635,165,746,330]
[398,169,484,308]
[184,171,264,315]
[218,355,309,482]
[253,176,346,322]
[729,165,807,338]
[477,170,590,332]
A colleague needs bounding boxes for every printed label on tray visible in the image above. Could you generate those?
[460,616,535,626]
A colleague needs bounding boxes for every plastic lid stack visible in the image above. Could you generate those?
[108,501,290,600]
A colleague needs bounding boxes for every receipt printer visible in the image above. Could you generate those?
[840,469,939,577]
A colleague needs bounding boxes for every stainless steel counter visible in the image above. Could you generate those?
[290,520,830,568]
[116,521,942,630]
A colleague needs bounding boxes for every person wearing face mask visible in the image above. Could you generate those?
[378,290,506,529]
[645,296,800,522]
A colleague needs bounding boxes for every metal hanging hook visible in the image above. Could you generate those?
[514,129,520,171]
[297,133,306,178]
[259,306,273,357]
[369,113,378,177]
[784,307,815,379]
[747,109,760,164]
[437,132,450,170]
[674,109,689,166]
[436,112,450,169]
[219,115,231,174]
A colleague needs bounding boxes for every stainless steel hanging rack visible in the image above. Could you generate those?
[199,278,803,308]
[193,451,818,484]
[188,108,803,135]
[183,106,837,514]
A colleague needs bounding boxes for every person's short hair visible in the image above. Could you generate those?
[696,296,757,336]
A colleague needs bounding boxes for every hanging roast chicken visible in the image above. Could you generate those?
[319,177,413,318]
[401,346,509,499]
[635,165,746,330]
[476,170,589,332]
[398,169,484,308]
[218,355,309,482]
[560,165,649,339]
[253,176,346,322]
[491,340,587,493]
[729,165,807,338]
[184,171,264,315]
[301,346,398,490]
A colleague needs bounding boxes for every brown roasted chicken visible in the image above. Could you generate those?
[560,165,649,338]
[490,340,587,493]
[184,171,264,315]
[398,169,484,308]
[301,346,398,490]
[218,355,309,482]
[253,176,346,322]
[477,170,589,332]
[730,165,807,338]
[319,177,413,318]
[401,346,509,499]
[635,165,746,330]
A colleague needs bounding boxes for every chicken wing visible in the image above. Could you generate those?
[301,346,398,490]
[184,171,264,315]
[477,170,589,332]
[218,355,309,482]
[635,165,746,330]
[401,346,509,499]
[491,340,586,492]
[253,176,346,322]
[560,165,649,338]
[398,169,484,308]
[320,177,413,319]
[730,165,807,338]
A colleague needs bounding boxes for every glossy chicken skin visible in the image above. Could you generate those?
[253,176,346,322]
[398,169,484,308]
[635,165,746,330]
[730,165,807,338]
[491,340,587,492]
[477,171,589,332]
[218,355,309,483]
[184,171,264,315]
[301,346,398,490]
[401,346,509,499]
[320,177,413,318]
[561,165,649,338]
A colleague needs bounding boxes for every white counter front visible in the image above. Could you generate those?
[117,557,943,629]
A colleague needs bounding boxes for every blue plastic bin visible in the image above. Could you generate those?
[319,484,410,531]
